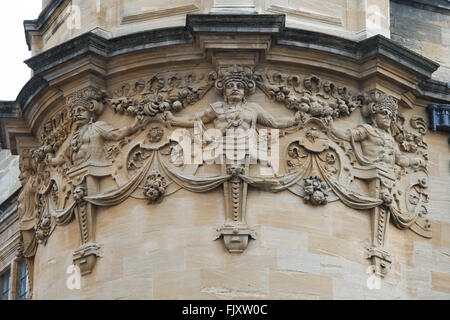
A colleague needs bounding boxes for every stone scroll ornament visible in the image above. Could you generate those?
[17,67,431,291]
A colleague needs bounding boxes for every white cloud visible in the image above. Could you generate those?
[0,1,42,100]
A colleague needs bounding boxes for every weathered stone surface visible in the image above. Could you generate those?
[1,3,449,302]
[0,150,20,204]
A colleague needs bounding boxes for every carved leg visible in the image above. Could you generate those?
[367,179,393,277]
[215,158,256,253]
[72,176,101,275]
[367,205,392,277]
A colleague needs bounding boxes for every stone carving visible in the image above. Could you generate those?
[39,108,72,154]
[108,71,217,118]
[16,65,432,286]
[147,126,164,143]
[42,87,150,274]
[255,70,360,124]
[142,169,167,203]
[329,91,430,276]
[164,65,301,252]
[303,176,329,205]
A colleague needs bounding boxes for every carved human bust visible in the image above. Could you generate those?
[163,65,301,134]
[48,88,148,169]
[331,93,422,171]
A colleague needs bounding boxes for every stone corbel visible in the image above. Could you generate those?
[214,226,257,253]
[215,162,256,253]
[72,242,101,276]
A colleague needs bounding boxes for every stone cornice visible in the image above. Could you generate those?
[24,27,191,75]
[23,0,67,50]
[277,28,440,80]
[418,79,450,103]
[0,101,21,118]
[391,0,450,15]
[17,15,445,112]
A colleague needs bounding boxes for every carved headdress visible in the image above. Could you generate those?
[67,87,105,117]
[215,65,256,97]
[361,92,398,120]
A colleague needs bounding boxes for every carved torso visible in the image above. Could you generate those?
[70,121,115,167]
[354,124,397,167]
[209,102,256,133]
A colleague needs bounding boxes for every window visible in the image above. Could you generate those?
[18,260,28,300]
[1,269,10,300]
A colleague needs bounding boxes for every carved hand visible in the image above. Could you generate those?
[132,115,151,130]
[163,111,174,123]
[411,158,425,168]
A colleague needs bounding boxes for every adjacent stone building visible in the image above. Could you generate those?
[0,0,449,300]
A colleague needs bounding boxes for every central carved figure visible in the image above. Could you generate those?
[164,65,301,252]
[164,65,301,135]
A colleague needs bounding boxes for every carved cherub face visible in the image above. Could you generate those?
[373,108,393,130]
[73,104,92,125]
[224,81,245,103]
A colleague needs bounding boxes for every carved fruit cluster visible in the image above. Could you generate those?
[255,70,360,122]
[142,170,167,203]
[108,71,217,117]
[303,175,329,206]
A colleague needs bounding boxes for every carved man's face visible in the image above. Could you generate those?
[73,105,91,125]
[73,187,86,202]
[19,169,30,185]
[374,108,392,130]
[225,81,245,102]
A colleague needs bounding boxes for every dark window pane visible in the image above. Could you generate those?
[18,261,28,300]
[1,270,10,300]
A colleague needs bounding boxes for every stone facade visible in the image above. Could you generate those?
[0,0,449,300]
[390,0,450,82]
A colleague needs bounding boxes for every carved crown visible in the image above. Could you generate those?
[215,65,256,96]
[67,88,105,116]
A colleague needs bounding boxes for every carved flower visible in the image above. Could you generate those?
[303,176,329,205]
[148,127,164,143]
[143,170,167,203]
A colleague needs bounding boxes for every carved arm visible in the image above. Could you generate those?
[330,125,367,142]
[100,116,151,141]
[164,107,215,128]
[255,105,301,129]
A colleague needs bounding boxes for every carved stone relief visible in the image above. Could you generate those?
[16,64,431,290]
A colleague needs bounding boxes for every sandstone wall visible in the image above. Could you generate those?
[30,0,390,55]
[29,65,450,299]
[390,1,450,82]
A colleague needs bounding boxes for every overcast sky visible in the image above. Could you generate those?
[0,1,42,100]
